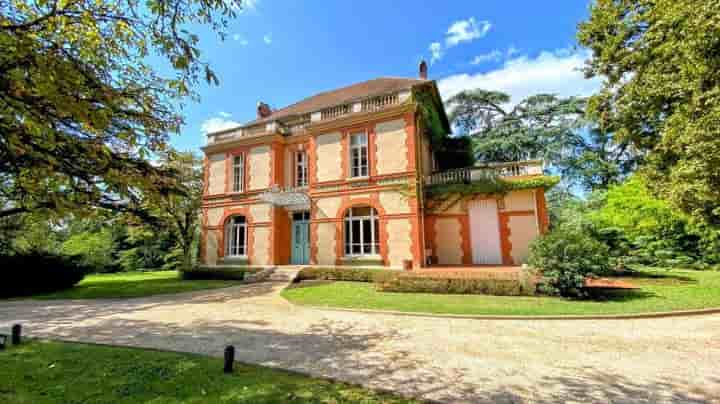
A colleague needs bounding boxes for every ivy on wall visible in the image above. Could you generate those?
[425,176,560,199]
[413,88,447,146]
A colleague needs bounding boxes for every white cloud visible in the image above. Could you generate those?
[506,45,519,57]
[242,0,259,10]
[263,34,272,44]
[470,50,502,65]
[428,17,491,64]
[429,42,443,64]
[218,111,232,118]
[201,116,241,134]
[231,34,249,46]
[446,17,491,47]
[227,0,258,12]
[438,49,601,103]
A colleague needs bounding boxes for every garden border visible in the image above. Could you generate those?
[293,302,720,320]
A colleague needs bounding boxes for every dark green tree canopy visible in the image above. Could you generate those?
[0,0,242,218]
[578,0,720,225]
[445,89,639,191]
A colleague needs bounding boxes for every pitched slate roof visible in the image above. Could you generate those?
[243,77,428,126]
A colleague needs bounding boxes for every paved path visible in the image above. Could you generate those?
[1,272,719,403]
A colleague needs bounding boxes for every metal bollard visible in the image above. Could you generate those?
[11,324,21,345]
[223,345,235,373]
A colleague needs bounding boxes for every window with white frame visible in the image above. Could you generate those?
[344,206,379,256]
[232,155,244,192]
[295,151,308,187]
[225,216,247,256]
[349,132,369,178]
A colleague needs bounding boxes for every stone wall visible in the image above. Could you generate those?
[316,132,343,182]
[207,154,225,195]
[249,145,271,190]
[386,218,413,267]
[315,222,337,265]
[252,226,270,265]
[375,119,408,175]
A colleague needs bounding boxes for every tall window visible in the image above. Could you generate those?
[232,155,244,193]
[295,151,308,187]
[225,216,247,257]
[344,206,379,256]
[349,132,369,178]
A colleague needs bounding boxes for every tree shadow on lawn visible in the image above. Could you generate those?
[614,270,697,284]
[474,370,718,404]
[1,279,718,402]
[584,288,658,302]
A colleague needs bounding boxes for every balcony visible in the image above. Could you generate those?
[424,160,544,186]
[206,90,409,144]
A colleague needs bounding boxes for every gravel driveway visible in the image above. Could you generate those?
[1,274,719,403]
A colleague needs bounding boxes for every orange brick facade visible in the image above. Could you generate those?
[201,109,428,269]
[200,83,550,269]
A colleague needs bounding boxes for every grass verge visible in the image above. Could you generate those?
[0,340,412,403]
[31,271,239,300]
[282,267,720,316]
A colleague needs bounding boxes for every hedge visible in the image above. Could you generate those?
[0,252,88,297]
[296,267,398,283]
[375,274,535,296]
[180,266,262,281]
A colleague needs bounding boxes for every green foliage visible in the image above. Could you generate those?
[61,229,116,273]
[5,214,64,254]
[180,266,251,281]
[445,90,639,191]
[296,267,396,283]
[0,0,239,219]
[0,252,87,297]
[425,175,560,199]
[376,275,533,296]
[578,0,720,225]
[529,226,612,298]
[413,86,449,144]
[144,152,204,271]
[33,271,239,300]
[283,269,720,316]
[433,136,475,170]
[0,341,413,404]
[589,176,719,266]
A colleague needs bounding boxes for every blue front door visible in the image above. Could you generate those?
[291,212,310,265]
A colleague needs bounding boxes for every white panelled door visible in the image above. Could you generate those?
[468,199,503,265]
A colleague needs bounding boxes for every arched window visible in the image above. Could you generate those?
[225,216,247,257]
[344,206,379,256]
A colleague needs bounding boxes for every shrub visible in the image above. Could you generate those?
[376,273,533,296]
[61,229,117,273]
[528,226,611,298]
[0,252,88,297]
[296,267,397,283]
[180,266,258,281]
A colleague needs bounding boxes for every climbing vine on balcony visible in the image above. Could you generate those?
[424,175,559,212]
[425,175,560,199]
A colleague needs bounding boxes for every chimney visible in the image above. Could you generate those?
[256,102,272,119]
[418,60,428,80]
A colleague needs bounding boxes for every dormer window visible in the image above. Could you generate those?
[232,154,244,193]
[349,132,369,178]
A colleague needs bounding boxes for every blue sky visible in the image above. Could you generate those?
[171,0,600,152]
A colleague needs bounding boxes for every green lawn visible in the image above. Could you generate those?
[32,271,239,300]
[0,340,412,404]
[282,268,720,316]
